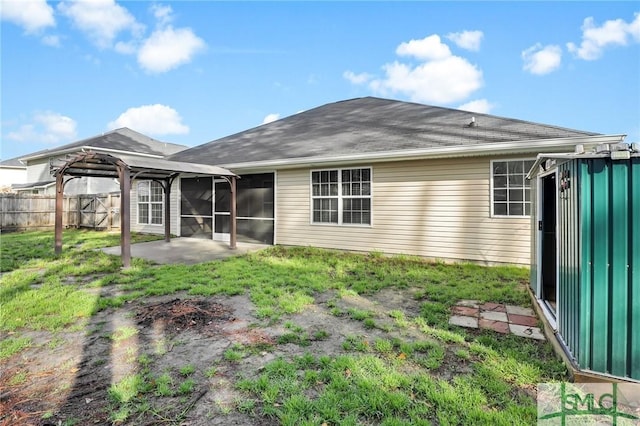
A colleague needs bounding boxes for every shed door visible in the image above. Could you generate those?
[539,172,557,319]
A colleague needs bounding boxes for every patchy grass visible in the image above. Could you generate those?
[236,350,538,425]
[0,229,161,273]
[0,230,566,425]
[236,327,556,425]
[3,232,530,330]
[111,326,139,343]
[0,336,32,359]
[1,229,160,333]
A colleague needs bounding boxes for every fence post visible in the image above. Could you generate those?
[77,195,82,228]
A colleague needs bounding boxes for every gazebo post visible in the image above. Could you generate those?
[54,173,64,255]
[230,176,237,250]
[164,177,172,242]
[119,163,131,268]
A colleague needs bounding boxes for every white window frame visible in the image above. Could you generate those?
[137,180,164,226]
[490,158,535,217]
[309,167,372,227]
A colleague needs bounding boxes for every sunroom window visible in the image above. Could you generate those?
[137,180,163,225]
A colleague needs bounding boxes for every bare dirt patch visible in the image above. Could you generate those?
[136,299,234,335]
[1,288,470,425]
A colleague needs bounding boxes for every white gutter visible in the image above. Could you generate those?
[219,134,626,171]
[20,146,166,162]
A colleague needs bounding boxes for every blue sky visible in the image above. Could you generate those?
[1,1,639,161]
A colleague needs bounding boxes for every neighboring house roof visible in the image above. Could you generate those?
[169,97,623,169]
[0,157,27,169]
[19,128,188,162]
[12,180,55,190]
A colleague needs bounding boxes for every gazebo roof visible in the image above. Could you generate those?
[50,151,237,180]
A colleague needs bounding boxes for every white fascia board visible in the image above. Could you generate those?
[14,181,56,191]
[20,146,166,162]
[220,134,626,171]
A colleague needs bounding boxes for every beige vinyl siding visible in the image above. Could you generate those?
[276,156,531,265]
[130,179,180,236]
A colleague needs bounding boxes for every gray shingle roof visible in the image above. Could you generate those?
[0,157,26,168]
[22,128,187,161]
[169,97,600,166]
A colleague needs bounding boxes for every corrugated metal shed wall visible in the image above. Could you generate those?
[557,160,581,361]
[574,157,640,380]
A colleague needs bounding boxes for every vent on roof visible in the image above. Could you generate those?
[467,117,477,128]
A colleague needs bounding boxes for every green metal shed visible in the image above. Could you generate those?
[528,142,640,382]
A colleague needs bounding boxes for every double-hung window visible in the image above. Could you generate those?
[137,180,163,225]
[311,167,371,225]
[491,159,535,216]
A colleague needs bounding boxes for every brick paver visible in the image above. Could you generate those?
[449,315,478,328]
[509,324,546,340]
[452,306,479,317]
[450,301,545,340]
[479,319,510,334]
[480,302,507,312]
[508,313,538,327]
[505,305,535,316]
[480,311,508,322]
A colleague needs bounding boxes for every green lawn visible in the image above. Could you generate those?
[0,229,566,425]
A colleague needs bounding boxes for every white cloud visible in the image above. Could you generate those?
[343,70,372,85]
[457,99,495,114]
[446,30,484,51]
[522,43,562,75]
[114,40,137,55]
[346,33,484,104]
[107,104,189,135]
[151,4,173,27]
[58,0,143,49]
[396,35,451,60]
[41,34,61,47]
[6,111,77,144]
[567,13,640,60]
[137,26,205,73]
[262,113,280,125]
[372,57,482,104]
[55,1,204,73]
[1,0,55,34]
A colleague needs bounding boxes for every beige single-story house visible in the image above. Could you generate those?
[124,96,622,266]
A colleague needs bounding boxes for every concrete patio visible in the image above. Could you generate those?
[101,238,269,265]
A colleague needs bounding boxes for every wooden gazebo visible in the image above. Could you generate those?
[51,151,238,267]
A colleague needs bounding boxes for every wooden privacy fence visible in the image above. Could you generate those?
[0,193,121,232]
